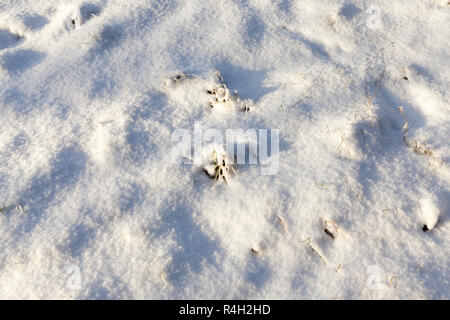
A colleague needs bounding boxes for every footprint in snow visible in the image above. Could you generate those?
[22,14,49,31]
[0,29,23,50]
[338,3,363,21]
[1,49,46,74]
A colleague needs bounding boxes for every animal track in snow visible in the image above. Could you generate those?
[22,14,49,31]
[0,29,23,50]
[1,49,46,74]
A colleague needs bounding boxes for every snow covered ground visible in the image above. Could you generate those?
[0,0,449,299]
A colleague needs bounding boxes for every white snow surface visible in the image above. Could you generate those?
[0,0,449,299]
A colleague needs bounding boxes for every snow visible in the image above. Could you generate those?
[0,0,449,299]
